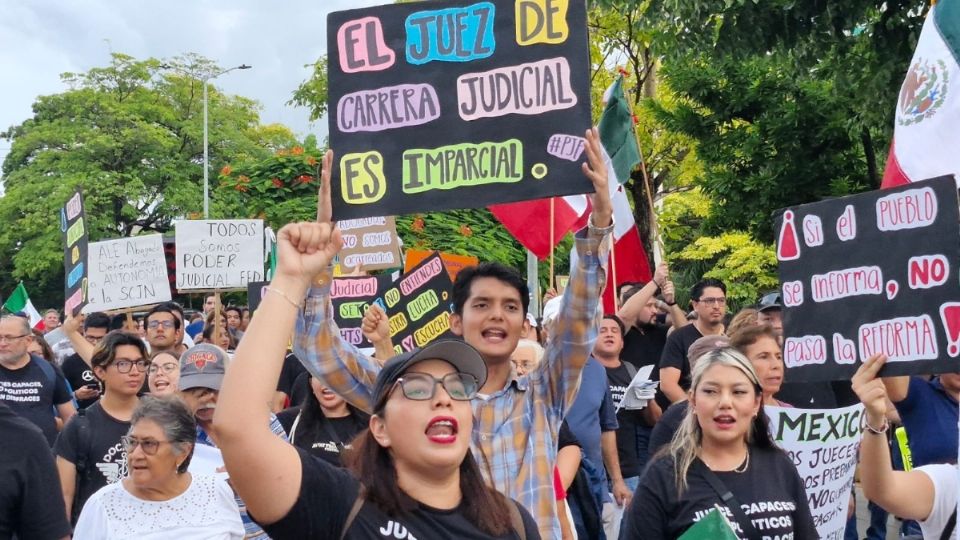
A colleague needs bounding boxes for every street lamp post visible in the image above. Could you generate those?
[202,64,252,219]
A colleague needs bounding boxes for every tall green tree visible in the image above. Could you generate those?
[0,53,274,306]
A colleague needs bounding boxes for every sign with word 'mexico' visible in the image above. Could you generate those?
[85,234,172,312]
[776,175,960,381]
[332,252,454,351]
[175,220,265,290]
[327,0,593,220]
[61,190,89,316]
[766,404,864,540]
[404,249,479,281]
[336,216,402,271]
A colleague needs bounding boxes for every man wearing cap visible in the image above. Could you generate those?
[178,343,287,540]
[756,291,783,337]
[294,134,613,540]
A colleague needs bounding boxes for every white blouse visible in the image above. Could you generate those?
[73,473,244,539]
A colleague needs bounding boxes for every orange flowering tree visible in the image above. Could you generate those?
[217,143,321,229]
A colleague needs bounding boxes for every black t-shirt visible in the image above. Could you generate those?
[53,401,131,524]
[558,420,579,450]
[658,324,704,394]
[0,402,71,540]
[278,406,370,467]
[623,447,817,540]
[648,401,688,458]
[62,353,98,409]
[277,352,307,398]
[260,447,541,539]
[605,363,646,478]
[0,355,72,445]
[623,324,671,410]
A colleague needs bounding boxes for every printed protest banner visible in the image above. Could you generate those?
[336,216,402,271]
[766,404,863,540]
[404,249,479,281]
[84,234,172,312]
[326,0,594,219]
[332,252,454,351]
[61,190,89,316]
[246,281,270,312]
[175,220,265,290]
[775,175,960,381]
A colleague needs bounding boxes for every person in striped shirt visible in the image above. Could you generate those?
[291,128,613,540]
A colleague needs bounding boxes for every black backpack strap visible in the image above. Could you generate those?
[339,493,365,540]
[941,508,957,540]
[73,408,90,477]
[507,499,527,540]
[692,458,760,538]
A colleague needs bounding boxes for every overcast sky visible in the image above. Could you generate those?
[0,0,385,178]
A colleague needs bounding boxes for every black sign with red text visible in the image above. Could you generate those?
[776,175,960,381]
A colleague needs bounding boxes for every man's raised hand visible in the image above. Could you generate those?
[582,127,612,228]
[316,150,334,224]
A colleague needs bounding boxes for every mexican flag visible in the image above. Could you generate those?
[571,75,652,314]
[3,283,43,328]
[881,0,960,188]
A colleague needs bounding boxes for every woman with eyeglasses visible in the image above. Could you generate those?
[73,395,244,538]
[148,351,181,397]
[54,332,148,526]
[623,347,815,539]
[215,221,539,539]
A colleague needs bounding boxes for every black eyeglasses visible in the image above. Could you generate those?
[388,372,479,402]
[0,334,29,343]
[121,435,169,455]
[111,359,148,373]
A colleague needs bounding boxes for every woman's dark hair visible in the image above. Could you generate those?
[729,323,779,351]
[344,410,514,536]
[294,378,369,453]
[202,323,237,350]
[29,329,55,362]
[224,305,243,319]
[90,331,149,372]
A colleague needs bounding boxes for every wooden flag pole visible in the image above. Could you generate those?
[549,197,556,290]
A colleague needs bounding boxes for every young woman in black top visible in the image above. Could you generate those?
[623,346,816,539]
[216,219,538,539]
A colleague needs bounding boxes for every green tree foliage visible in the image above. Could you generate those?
[0,53,272,306]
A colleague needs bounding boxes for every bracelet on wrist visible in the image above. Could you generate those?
[265,286,303,310]
[666,300,677,306]
[864,417,889,436]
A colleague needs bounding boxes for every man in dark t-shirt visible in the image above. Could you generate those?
[0,316,75,445]
[0,401,71,539]
[659,278,727,404]
[60,312,110,410]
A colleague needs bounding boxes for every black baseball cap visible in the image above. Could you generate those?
[758,292,783,313]
[372,339,487,411]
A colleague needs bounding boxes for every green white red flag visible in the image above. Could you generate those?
[2,282,43,329]
[882,0,960,188]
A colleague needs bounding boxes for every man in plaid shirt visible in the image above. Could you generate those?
[294,128,612,540]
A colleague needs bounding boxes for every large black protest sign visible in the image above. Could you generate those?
[776,175,960,381]
[327,0,593,220]
[331,253,455,352]
[62,190,89,316]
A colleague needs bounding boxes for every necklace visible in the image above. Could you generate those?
[733,449,750,473]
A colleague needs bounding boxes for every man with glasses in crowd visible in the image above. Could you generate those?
[54,332,147,525]
[144,304,181,355]
[0,315,75,445]
[658,279,728,403]
[60,312,111,410]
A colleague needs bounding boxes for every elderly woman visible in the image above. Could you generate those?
[624,346,815,539]
[147,351,181,397]
[72,395,243,539]
[730,324,791,407]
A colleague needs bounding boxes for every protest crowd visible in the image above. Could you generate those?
[3,1,960,539]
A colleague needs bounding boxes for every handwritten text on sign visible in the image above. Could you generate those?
[336,216,402,271]
[327,0,593,220]
[84,234,172,312]
[776,176,960,381]
[331,252,454,352]
[62,190,89,316]
[767,404,864,540]
[175,220,264,290]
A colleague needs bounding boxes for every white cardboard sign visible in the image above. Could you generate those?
[84,234,171,312]
[175,220,264,290]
